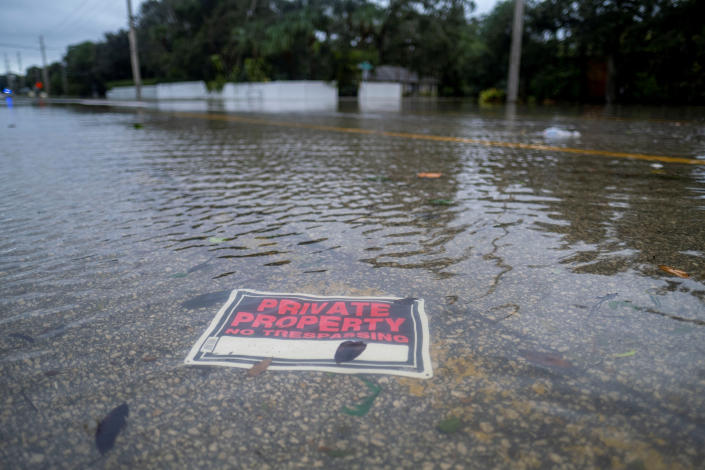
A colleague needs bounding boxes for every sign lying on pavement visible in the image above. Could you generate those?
[185,289,432,378]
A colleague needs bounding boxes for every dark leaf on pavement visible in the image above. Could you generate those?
[9,333,35,343]
[96,403,129,454]
[437,416,462,434]
[187,256,215,273]
[334,341,367,363]
[247,358,272,377]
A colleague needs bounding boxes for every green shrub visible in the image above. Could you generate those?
[478,88,505,105]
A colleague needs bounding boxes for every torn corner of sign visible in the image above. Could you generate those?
[184,289,433,379]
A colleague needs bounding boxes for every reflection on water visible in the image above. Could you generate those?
[359,98,402,113]
[0,103,704,467]
[154,98,340,113]
[223,98,337,113]
[153,97,339,113]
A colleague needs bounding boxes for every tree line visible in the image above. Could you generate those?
[14,0,705,104]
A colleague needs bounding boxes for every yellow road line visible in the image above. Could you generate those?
[171,111,705,166]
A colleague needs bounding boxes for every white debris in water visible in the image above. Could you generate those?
[542,127,581,140]
[650,163,664,169]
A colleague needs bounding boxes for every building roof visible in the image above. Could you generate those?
[369,65,418,83]
[369,65,438,86]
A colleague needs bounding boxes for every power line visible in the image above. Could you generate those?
[0,42,39,51]
[52,0,112,37]
[0,42,62,51]
[52,0,96,33]
[40,35,50,95]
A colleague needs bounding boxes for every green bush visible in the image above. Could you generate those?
[478,88,505,105]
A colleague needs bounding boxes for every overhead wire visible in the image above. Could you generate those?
[36,0,119,66]
[2,0,115,74]
[0,42,39,51]
[51,0,100,34]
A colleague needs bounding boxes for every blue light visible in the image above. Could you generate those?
[2,88,12,94]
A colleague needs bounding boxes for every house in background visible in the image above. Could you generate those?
[368,65,438,96]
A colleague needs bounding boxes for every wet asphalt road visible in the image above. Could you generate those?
[1,100,704,469]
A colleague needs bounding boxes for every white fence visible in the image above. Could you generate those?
[106,84,157,100]
[358,82,402,101]
[222,81,337,103]
[156,81,209,100]
[106,81,208,100]
[106,80,407,113]
[107,80,336,104]
[358,82,402,112]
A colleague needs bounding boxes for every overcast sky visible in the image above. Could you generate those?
[1,0,499,74]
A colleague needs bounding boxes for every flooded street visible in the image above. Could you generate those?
[1,101,704,468]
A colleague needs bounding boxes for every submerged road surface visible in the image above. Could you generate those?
[1,101,704,468]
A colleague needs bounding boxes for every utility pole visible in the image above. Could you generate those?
[17,51,24,90]
[506,0,524,104]
[39,35,50,96]
[3,53,12,89]
[126,0,142,100]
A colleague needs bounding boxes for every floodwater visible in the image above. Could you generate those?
[1,100,704,469]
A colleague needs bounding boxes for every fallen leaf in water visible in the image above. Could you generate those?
[658,265,689,278]
[520,350,572,368]
[247,358,272,377]
[264,260,291,266]
[9,332,35,343]
[341,377,381,416]
[417,172,442,178]
[133,123,143,129]
[334,341,367,363]
[590,292,618,315]
[608,300,641,311]
[428,199,453,206]
[187,256,215,273]
[648,293,661,308]
[21,390,38,413]
[437,416,462,434]
[95,403,129,454]
[208,237,226,244]
[612,350,636,358]
[366,176,391,182]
